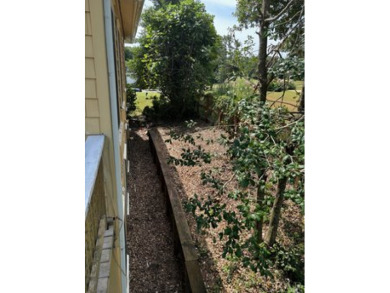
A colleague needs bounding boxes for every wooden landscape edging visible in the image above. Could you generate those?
[148,128,207,293]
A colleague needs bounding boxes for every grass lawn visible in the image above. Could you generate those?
[267,80,302,111]
[267,90,300,111]
[211,78,302,111]
[130,79,302,116]
[131,91,161,116]
[294,80,303,91]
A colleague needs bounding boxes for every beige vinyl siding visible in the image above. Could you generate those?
[86,0,118,218]
[85,36,94,57]
[86,99,100,117]
[85,1,143,291]
[85,12,92,35]
[85,1,123,292]
[85,118,100,133]
[85,58,96,79]
[85,1,99,135]
[85,79,97,99]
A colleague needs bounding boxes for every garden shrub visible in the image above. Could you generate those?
[142,95,189,121]
[126,84,137,117]
[268,80,296,92]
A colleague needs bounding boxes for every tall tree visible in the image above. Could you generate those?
[168,0,305,282]
[140,0,218,118]
[215,32,257,83]
[151,0,180,7]
[124,47,133,61]
[235,0,304,103]
[126,45,150,89]
[234,1,304,245]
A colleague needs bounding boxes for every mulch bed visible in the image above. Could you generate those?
[157,121,304,293]
[127,126,183,293]
[126,119,304,292]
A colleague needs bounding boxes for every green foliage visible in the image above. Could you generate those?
[286,283,305,293]
[269,56,305,81]
[124,47,133,61]
[235,0,304,46]
[151,0,180,7]
[169,100,304,280]
[130,91,161,116]
[209,79,254,125]
[139,0,218,119]
[168,147,212,166]
[165,120,212,166]
[222,255,240,283]
[126,45,150,89]
[214,32,257,83]
[125,84,137,116]
[142,95,172,120]
[272,243,304,283]
[213,82,233,97]
[234,0,305,101]
[159,0,305,288]
[268,80,296,92]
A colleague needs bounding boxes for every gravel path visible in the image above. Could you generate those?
[127,127,183,293]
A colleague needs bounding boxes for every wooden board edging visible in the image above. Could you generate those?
[148,128,207,293]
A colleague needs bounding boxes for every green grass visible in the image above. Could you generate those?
[130,79,302,116]
[211,77,257,91]
[293,80,303,91]
[267,80,302,111]
[267,90,301,111]
[210,78,302,111]
[131,91,161,116]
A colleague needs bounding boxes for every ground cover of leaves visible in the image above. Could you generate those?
[157,122,304,293]
[127,126,183,292]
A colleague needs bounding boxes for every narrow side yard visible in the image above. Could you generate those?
[126,126,183,292]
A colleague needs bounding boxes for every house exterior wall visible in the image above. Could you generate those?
[111,0,129,216]
[85,0,100,134]
[85,160,106,288]
[85,0,130,292]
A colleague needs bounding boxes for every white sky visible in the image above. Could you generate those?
[126,0,259,52]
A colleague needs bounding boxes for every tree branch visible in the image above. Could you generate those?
[265,0,296,23]
[275,114,304,130]
[268,99,298,109]
[267,15,304,55]
[272,8,302,29]
[154,0,164,7]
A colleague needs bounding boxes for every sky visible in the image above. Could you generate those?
[126,0,259,52]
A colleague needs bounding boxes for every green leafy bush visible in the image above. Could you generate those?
[139,0,218,119]
[272,243,304,283]
[210,80,254,126]
[169,101,305,280]
[268,80,296,92]
[142,95,172,120]
[126,84,137,117]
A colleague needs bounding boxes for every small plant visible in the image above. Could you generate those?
[169,101,304,281]
[142,95,174,120]
[268,80,296,92]
[222,255,239,283]
[272,243,304,283]
[126,84,137,117]
[286,283,305,293]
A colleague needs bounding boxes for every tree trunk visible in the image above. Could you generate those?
[258,0,270,104]
[265,176,288,246]
[256,174,267,243]
[298,81,305,112]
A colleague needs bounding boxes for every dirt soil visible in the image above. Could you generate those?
[157,121,304,293]
[127,126,183,293]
